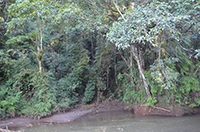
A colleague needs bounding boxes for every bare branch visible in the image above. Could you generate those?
[85,0,99,9]
[30,49,37,55]
[104,0,118,13]
[124,73,132,79]
[194,64,200,74]
[97,0,108,9]
[29,37,37,45]
[112,0,125,20]
[178,42,193,53]
[119,50,130,69]
[103,0,118,21]
[183,23,194,33]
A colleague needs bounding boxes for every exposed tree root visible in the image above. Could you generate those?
[151,105,171,113]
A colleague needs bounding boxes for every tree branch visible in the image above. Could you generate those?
[119,50,130,69]
[112,0,125,20]
[104,0,118,13]
[183,23,194,33]
[103,0,118,21]
[97,0,109,10]
[85,0,99,9]
[39,23,43,50]
[178,42,193,53]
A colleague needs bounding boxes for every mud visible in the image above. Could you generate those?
[0,101,127,130]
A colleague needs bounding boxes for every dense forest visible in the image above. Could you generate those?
[0,0,200,119]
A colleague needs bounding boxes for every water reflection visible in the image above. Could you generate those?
[25,111,200,132]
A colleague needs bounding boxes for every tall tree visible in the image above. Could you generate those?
[107,0,200,99]
[6,0,79,73]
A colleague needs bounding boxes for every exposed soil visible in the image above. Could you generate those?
[131,104,200,116]
[0,101,200,131]
[0,101,127,131]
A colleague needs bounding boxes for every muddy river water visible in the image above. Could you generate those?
[24,111,200,132]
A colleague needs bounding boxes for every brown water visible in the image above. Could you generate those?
[24,111,200,132]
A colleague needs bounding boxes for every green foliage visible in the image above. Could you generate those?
[147,96,157,106]
[107,1,190,49]
[24,72,56,119]
[107,0,200,107]
[143,58,179,105]
[150,58,179,90]
[0,49,32,118]
[117,67,146,104]
[0,88,22,118]
[171,37,200,107]
[0,47,56,118]
[176,76,200,107]
[55,77,79,107]
[179,76,198,94]
[123,86,146,105]
[82,79,96,104]
[1,0,200,119]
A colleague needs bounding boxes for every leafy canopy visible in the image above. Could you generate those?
[107,0,199,49]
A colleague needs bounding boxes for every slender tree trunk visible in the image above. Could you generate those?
[114,49,118,85]
[107,67,109,89]
[130,50,134,86]
[119,50,134,86]
[37,46,42,73]
[39,59,42,73]
[130,45,151,98]
[38,23,43,73]
[139,49,144,69]
[91,33,94,65]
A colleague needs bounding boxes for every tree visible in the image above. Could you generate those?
[6,0,79,73]
[107,0,200,99]
[3,0,81,118]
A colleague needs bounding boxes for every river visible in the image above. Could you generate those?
[24,111,200,132]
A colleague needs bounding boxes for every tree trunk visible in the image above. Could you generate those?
[130,50,134,86]
[114,49,118,85]
[130,45,151,98]
[39,23,43,73]
[38,59,42,73]
[138,48,145,69]
[107,66,109,89]
[119,50,134,86]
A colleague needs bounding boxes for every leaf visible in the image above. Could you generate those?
[50,40,54,45]
[55,39,59,43]
[0,17,4,22]
[0,100,8,107]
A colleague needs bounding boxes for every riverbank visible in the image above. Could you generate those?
[0,101,200,131]
[0,101,127,130]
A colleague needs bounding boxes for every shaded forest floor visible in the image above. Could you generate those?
[0,101,200,131]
